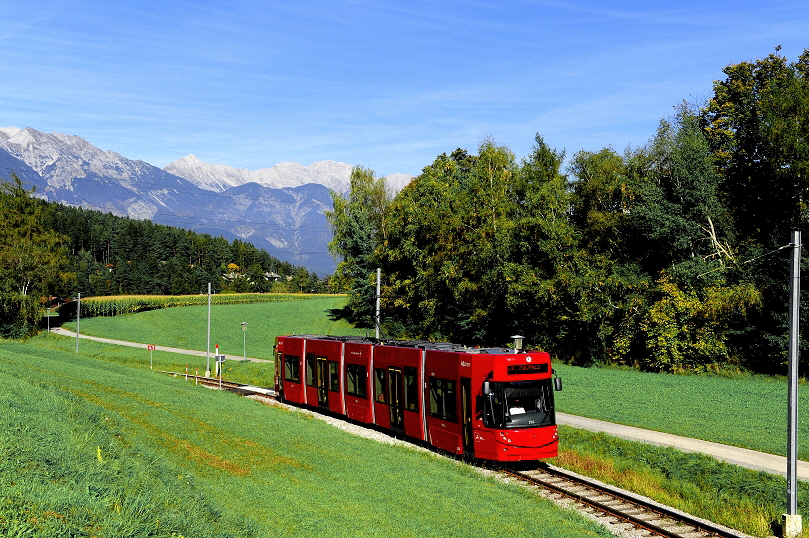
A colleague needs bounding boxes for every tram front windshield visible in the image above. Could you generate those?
[484,379,555,429]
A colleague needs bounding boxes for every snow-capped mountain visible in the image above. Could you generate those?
[0,127,412,274]
[0,127,200,221]
[164,155,356,193]
[164,154,413,195]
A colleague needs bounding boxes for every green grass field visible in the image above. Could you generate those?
[24,295,809,536]
[0,341,611,537]
[63,296,367,361]
[60,296,808,460]
[553,363,808,459]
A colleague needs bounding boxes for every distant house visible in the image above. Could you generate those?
[223,271,282,283]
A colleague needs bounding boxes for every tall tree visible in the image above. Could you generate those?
[569,147,636,257]
[0,175,70,336]
[326,166,390,327]
[702,48,809,246]
[380,137,582,347]
[701,49,809,372]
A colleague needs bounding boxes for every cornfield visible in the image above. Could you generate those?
[67,293,342,318]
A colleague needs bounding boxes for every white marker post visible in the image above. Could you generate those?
[147,345,156,370]
[216,352,226,389]
[241,322,248,359]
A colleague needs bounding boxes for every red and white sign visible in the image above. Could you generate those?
[147,345,156,351]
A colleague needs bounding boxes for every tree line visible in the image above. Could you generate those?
[0,176,327,337]
[328,49,809,375]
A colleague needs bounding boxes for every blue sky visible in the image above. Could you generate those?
[2,1,808,177]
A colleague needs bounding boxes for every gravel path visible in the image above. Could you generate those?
[50,327,271,363]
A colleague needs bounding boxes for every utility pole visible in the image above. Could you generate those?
[206,283,211,377]
[784,230,802,538]
[375,268,381,340]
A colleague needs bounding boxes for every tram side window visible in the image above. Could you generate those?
[329,361,340,392]
[346,364,367,398]
[429,378,456,422]
[374,368,387,404]
[305,354,316,387]
[404,367,418,412]
[284,355,300,383]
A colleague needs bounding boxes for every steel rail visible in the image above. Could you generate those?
[505,465,751,538]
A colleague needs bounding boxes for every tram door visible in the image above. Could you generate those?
[316,357,329,408]
[275,351,282,395]
[461,377,473,455]
[388,367,404,433]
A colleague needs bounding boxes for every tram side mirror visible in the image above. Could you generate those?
[483,381,491,395]
[554,378,563,391]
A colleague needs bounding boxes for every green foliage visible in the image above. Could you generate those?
[631,108,733,275]
[702,49,809,244]
[700,48,809,373]
[43,200,323,298]
[326,166,391,327]
[564,107,761,369]
[381,137,582,346]
[640,275,761,370]
[569,147,636,255]
[0,175,70,337]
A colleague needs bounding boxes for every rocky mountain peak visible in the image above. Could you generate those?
[0,126,413,274]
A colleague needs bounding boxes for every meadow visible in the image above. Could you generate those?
[23,294,809,536]
[0,341,611,537]
[63,296,367,361]
[553,362,809,460]
[61,297,809,460]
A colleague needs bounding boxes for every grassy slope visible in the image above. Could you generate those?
[64,297,367,361]
[0,342,610,537]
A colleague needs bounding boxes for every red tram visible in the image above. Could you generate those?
[274,335,562,461]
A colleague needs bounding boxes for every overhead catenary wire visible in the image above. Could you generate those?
[697,243,793,278]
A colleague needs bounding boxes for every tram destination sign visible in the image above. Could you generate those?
[508,363,549,375]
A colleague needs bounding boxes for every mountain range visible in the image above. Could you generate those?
[0,127,412,275]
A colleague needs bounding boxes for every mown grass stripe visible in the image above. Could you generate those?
[0,341,612,537]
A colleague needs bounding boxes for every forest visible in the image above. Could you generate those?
[0,178,326,337]
[328,49,809,375]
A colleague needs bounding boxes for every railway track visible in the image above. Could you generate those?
[159,370,276,396]
[160,371,751,538]
[503,465,751,538]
